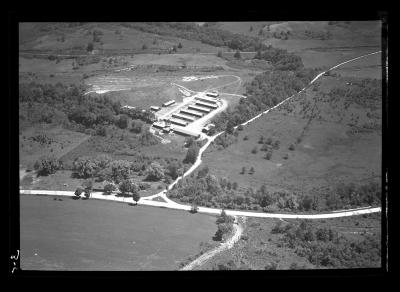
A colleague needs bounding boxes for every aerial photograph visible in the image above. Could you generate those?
[18,21,383,271]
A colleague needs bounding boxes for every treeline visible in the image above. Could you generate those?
[272,220,381,268]
[168,167,381,212]
[19,82,156,134]
[212,68,319,132]
[34,151,185,185]
[254,47,304,71]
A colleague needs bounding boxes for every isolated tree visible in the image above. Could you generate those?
[132,189,140,205]
[266,137,273,145]
[249,167,255,175]
[34,155,60,176]
[249,25,253,32]
[184,137,195,147]
[225,119,235,134]
[265,151,272,160]
[217,51,223,58]
[214,223,233,241]
[74,187,83,197]
[172,45,178,52]
[86,42,94,52]
[232,182,238,190]
[289,144,295,151]
[117,114,129,129]
[251,146,258,154]
[183,144,199,164]
[272,140,280,150]
[82,179,93,198]
[167,161,180,179]
[142,44,148,50]
[234,50,241,59]
[241,166,246,174]
[190,203,198,213]
[178,42,183,49]
[261,143,270,152]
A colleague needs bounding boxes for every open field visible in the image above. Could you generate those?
[19,22,222,54]
[18,21,383,271]
[19,124,90,170]
[202,73,382,196]
[20,195,217,270]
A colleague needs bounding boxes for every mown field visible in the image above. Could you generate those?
[20,195,217,270]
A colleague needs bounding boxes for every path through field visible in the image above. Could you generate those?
[20,50,383,269]
[180,216,245,270]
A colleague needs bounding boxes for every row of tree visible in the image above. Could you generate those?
[211,68,319,132]
[168,165,381,212]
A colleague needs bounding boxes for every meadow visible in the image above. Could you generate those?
[20,195,217,270]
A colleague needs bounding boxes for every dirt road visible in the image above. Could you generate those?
[180,216,245,270]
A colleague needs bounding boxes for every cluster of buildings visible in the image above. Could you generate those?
[151,91,220,138]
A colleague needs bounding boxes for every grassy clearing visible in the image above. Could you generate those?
[19,124,90,170]
[20,194,217,270]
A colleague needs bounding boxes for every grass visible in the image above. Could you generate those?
[20,194,217,270]
[19,22,222,54]
[19,124,90,170]
[202,74,381,196]
[199,212,381,270]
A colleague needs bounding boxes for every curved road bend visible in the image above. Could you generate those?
[20,50,382,219]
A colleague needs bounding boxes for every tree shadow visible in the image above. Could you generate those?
[71,196,81,200]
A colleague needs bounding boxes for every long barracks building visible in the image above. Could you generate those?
[195,100,218,109]
[180,109,204,117]
[195,95,218,104]
[188,104,211,113]
[172,113,196,122]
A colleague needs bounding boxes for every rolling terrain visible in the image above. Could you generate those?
[18,21,383,271]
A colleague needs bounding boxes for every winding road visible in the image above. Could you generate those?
[20,50,383,270]
[20,50,382,220]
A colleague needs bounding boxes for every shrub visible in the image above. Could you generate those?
[34,155,60,176]
[190,204,198,213]
[103,183,116,194]
[146,162,165,181]
[183,144,199,164]
[272,140,280,150]
[234,50,241,59]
